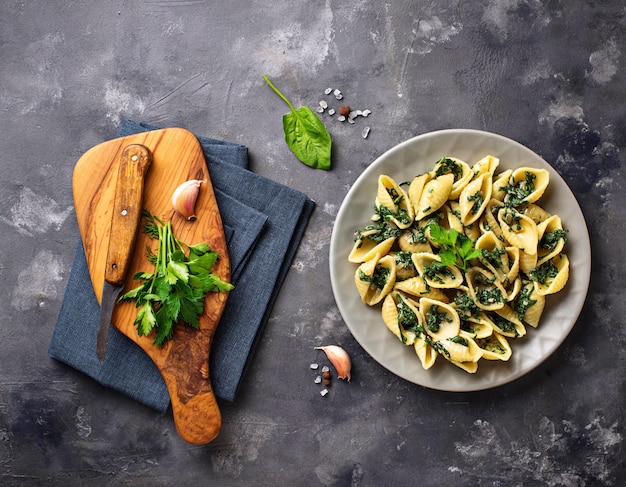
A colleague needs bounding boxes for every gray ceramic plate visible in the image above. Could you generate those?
[329,129,591,392]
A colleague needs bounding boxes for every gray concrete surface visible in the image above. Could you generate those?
[1,1,625,485]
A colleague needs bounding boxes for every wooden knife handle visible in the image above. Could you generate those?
[105,144,152,286]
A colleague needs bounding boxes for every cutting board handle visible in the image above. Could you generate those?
[157,319,226,443]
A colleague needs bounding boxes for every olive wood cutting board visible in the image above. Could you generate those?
[73,127,230,444]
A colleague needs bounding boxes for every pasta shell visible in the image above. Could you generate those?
[393,277,449,302]
[466,267,506,311]
[412,252,464,289]
[448,286,478,320]
[446,202,465,234]
[475,230,502,253]
[472,155,500,177]
[505,246,520,283]
[504,168,550,206]
[436,332,483,364]
[519,249,538,276]
[381,292,422,345]
[498,207,538,255]
[505,276,522,302]
[491,304,526,338]
[532,253,569,296]
[536,215,567,266]
[407,173,431,214]
[414,336,438,370]
[515,280,545,327]
[393,251,418,281]
[477,332,512,361]
[450,359,479,374]
[464,221,482,241]
[415,173,455,220]
[354,258,377,301]
[419,298,461,341]
[475,231,508,282]
[354,254,397,305]
[459,173,492,225]
[376,175,400,209]
[397,226,432,254]
[433,156,473,199]
[521,203,552,224]
[491,169,512,202]
[375,175,414,229]
[348,228,396,263]
[420,208,447,230]
[479,199,505,241]
[460,316,494,339]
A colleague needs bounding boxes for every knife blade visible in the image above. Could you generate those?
[96,144,152,361]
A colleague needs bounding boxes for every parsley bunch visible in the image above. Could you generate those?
[118,210,234,346]
[428,224,481,271]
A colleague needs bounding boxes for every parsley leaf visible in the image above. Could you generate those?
[136,302,157,336]
[118,210,234,346]
[428,224,481,271]
[438,249,457,267]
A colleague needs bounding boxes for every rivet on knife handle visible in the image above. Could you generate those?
[97,144,152,361]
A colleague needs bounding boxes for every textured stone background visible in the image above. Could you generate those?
[1,1,624,486]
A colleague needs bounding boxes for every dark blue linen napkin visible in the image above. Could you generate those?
[49,120,315,407]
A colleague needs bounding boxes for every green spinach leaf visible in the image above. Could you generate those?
[263,74,332,170]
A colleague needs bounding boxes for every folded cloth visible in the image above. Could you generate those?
[49,120,315,408]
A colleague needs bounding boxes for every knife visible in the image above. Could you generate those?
[96,144,152,361]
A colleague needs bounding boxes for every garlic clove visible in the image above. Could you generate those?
[315,345,352,382]
[172,179,206,220]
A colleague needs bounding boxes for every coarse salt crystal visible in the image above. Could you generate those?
[362,109,371,117]
[320,388,329,396]
[362,127,371,139]
[348,111,357,119]
[316,107,324,113]
[310,363,319,370]
[347,117,355,124]
[321,365,330,372]
[324,87,332,95]
[314,375,322,384]
[328,108,335,116]
[333,89,342,96]
[337,115,346,122]
[319,100,328,109]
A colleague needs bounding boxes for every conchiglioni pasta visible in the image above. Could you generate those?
[459,173,492,225]
[433,157,473,199]
[414,173,454,220]
[349,155,570,374]
[375,175,414,229]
